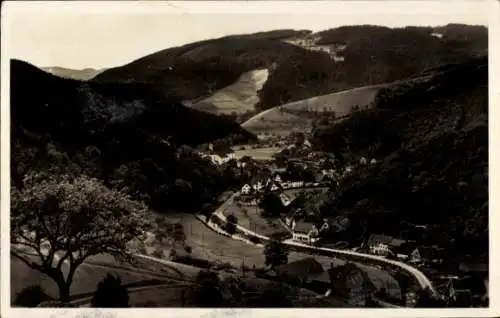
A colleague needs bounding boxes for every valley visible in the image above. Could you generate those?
[8,21,488,309]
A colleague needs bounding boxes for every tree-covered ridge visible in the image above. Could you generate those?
[95,24,487,111]
[311,57,488,258]
[11,59,254,213]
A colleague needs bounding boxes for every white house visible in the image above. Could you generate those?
[270,183,281,192]
[365,234,406,257]
[279,193,292,207]
[359,157,367,165]
[333,55,345,62]
[274,174,283,183]
[291,220,320,245]
[241,184,252,195]
[252,181,264,193]
[319,219,330,232]
[370,158,377,165]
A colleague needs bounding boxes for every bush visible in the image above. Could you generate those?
[225,214,238,234]
[190,270,224,307]
[14,285,52,307]
[91,274,129,308]
[249,236,262,244]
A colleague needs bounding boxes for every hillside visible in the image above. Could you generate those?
[187,68,270,116]
[94,24,487,112]
[311,56,488,261]
[242,83,387,136]
[41,66,105,81]
[11,59,256,212]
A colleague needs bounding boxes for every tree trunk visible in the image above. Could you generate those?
[58,282,71,303]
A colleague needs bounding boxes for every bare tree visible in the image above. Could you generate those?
[11,173,147,303]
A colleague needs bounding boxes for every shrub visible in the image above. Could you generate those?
[191,270,224,307]
[225,214,238,234]
[91,274,129,308]
[14,285,52,307]
[249,236,262,244]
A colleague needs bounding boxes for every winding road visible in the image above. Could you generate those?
[211,190,438,298]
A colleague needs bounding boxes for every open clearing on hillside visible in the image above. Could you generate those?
[189,68,269,115]
[242,84,387,135]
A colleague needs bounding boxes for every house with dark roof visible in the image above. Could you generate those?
[408,246,444,265]
[265,178,284,192]
[290,219,320,245]
[364,234,406,257]
[390,241,418,261]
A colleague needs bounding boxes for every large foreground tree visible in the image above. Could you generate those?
[11,173,147,303]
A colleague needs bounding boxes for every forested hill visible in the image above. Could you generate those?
[94,24,487,111]
[11,59,255,212]
[312,56,488,258]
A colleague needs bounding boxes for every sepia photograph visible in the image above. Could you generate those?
[1,0,497,315]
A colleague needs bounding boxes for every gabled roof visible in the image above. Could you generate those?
[367,234,406,247]
[293,220,316,233]
[275,257,325,279]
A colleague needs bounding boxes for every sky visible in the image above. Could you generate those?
[2,1,492,70]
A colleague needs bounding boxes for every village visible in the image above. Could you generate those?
[196,134,488,307]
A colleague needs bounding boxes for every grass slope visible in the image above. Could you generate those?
[242,84,386,135]
[189,68,270,115]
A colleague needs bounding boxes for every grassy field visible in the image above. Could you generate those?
[190,68,269,115]
[242,84,387,136]
[152,212,344,270]
[11,198,400,306]
[125,285,189,307]
[223,201,285,236]
[10,256,179,304]
[160,212,401,298]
